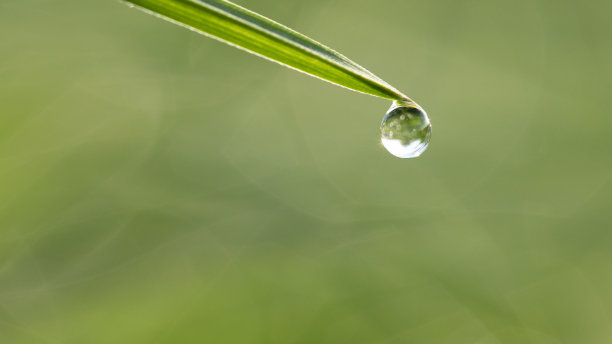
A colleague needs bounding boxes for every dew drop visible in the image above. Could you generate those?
[380,100,432,159]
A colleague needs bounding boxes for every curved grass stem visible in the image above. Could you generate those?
[123,0,410,101]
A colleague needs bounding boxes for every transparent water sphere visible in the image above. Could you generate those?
[380,100,432,158]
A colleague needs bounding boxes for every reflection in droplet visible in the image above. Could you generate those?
[380,100,432,158]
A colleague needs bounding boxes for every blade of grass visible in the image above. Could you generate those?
[123,0,410,100]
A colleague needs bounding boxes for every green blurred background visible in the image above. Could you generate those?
[1,0,612,342]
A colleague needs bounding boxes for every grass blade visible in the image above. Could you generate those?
[123,0,409,100]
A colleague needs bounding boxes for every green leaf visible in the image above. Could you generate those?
[123,0,409,100]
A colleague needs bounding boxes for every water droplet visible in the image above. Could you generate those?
[380,100,432,158]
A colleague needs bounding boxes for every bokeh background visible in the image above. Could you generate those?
[2,0,612,342]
